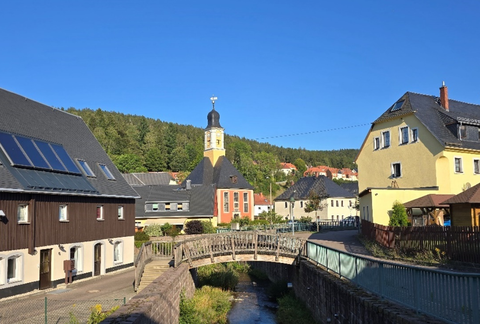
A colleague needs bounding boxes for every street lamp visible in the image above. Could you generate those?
[290,195,295,235]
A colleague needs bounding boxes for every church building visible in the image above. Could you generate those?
[183,97,254,224]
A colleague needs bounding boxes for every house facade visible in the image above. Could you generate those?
[356,83,480,225]
[274,176,356,221]
[304,166,358,181]
[0,88,138,298]
[279,163,297,175]
[183,98,254,224]
[254,193,273,217]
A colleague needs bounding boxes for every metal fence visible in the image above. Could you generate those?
[305,240,480,324]
[0,297,125,324]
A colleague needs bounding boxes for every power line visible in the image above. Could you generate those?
[255,123,371,141]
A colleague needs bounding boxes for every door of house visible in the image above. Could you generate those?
[94,243,101,276]
[39,249,52,290]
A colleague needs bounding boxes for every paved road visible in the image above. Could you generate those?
[295,229,371,256]
[0,267,136,323]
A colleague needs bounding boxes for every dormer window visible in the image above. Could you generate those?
[390,100,404,112]
[230,175,238,184]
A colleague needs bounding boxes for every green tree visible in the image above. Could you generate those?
[293,158,307,179]
[304,190,328,231]
[145,147,167,171]
[112,154,147,173]
[258,210,283,225]
[389,201,408,227]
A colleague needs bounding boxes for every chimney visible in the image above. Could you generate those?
[440,81,449,111]
[186,179,191,190]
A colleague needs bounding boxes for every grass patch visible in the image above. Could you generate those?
[197,263,240,291]
[358,235,445,266]
[276,293,315,324]
[180,286,232,324]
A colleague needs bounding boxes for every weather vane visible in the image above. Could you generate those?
[210,95,218,110]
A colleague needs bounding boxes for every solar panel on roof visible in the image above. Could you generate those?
[34,140,66,172]
[15,136,51,169]
[0,132,32,167]
[51,144,81,174]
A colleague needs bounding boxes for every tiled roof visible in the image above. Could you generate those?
[133,184,215,218]
[183,156,253,190]
[254,193,271,205]
[274,176,355,201]
[339,182,359,195]
[403,194,454,208]
[0,88,139,198]
[442,183,480,204]
[374,91,480,151]
[123,172,174,186]
[280,162,297,170]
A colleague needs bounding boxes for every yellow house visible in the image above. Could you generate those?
[356,83,480,225]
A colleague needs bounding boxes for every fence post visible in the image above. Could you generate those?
[378,263,383,297]
[338,251,342,279]
[44,296,47,324]
[470,277,479,323]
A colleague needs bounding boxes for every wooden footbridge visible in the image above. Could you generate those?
[135,231,305,291]
[173,231,306,268]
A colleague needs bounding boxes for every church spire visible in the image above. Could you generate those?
[204,95,225,165]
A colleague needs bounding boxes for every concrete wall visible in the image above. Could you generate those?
[250,261,445,324]
[102,263,195,324]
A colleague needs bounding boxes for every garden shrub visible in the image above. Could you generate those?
[389,200,408,227]
[201,220,216,234]
[185,220,204,234]
[134,231,150,242]
[179,286,231,324]
[144,224,163,237]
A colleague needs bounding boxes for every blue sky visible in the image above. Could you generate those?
[1,1,479,151]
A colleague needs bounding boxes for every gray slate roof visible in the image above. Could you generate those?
[133,185,215,218]
[122,172,174,186]
[275,176,355,201]
[374,92,480,151]
[183,156,253,190]
[0,88,139,198]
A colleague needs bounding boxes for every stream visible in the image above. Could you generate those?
[227,273,278,324]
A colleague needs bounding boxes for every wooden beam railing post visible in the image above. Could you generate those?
[231,235,236,261]
[210,237,214,263]
[276,235,281,261]
[254,231,258,260]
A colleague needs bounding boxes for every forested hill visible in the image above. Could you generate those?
[66,107,359,191]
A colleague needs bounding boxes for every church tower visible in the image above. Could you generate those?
[204,96,225,166]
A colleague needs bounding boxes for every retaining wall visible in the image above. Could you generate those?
[250,261,445,324]
[102,263,195,324]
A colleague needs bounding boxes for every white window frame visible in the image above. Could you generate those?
[454,157,463,173]
[70,244,84,273]
[113,241,123,264]
[391,162,402,178]
[0,257,4,285]
[411,128,419,143]
[96,205,104,220]
[233,192,239,212]
[117,206,124,220]
[6,254,23,284]
[399,126,409,145]
[382,130,391,148]
[373,137,380,150]
[243,192,248,213]
[59,205,68,222]
[474,159,480,175]
[17,204,28,224]
[223,192,229,213]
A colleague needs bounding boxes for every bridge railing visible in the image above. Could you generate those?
[134,241,152,291]
[305,240,480,324]
[174,231,305,266]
